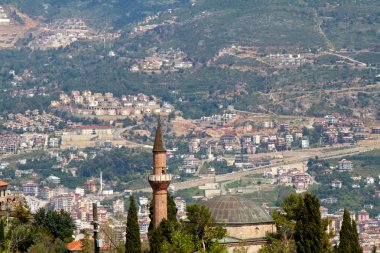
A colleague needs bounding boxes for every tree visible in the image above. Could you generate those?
[33,208,75,241]
[27,231,67,253]
[0,219,5,247]
[148,223,164,253]
[351,220,363,253]
[371,245,377,253]
[13,204,32,224]
[166,228,194,253]
[183,204,226,252]
[338,209,352,253]
[294,193,326,253]
[337,132,344,144]
[167,194,178,227]
[338,209,362,253]
[261,193,334,253]
[125,195,141,253]
[7,223,34,252]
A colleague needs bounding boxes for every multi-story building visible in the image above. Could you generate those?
[51,194,75,212]
[113,199,125,214]
[22,182,39,196]
[174,197,186,214]
[338,159,353,171]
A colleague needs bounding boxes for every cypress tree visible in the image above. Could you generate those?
[294,193,324,253]
[0,219,4,249]
[351,220,363,253]
[167,194,177,228]
[338,209,352,253]
[126,195,141,253]
[148,222,165,253]
[148,199,154,233]
[338,209,363,253]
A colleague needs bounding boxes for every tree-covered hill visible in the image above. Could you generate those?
[0,0,379,118]
[0,0,188,29]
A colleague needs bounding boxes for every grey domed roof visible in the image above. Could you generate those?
[204,195,274,225]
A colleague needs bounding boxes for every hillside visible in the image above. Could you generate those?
[0,0,379,118]
[0,0,188,28]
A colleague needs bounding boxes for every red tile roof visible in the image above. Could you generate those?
[67,240,82,251]
[67,240,109,252]
[0,181,9,187]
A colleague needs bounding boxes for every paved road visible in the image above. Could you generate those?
[112,127,128,140]
[135,141,380,193]
[325,51,367,67]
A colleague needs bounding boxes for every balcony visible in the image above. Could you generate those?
[148,174,172,182]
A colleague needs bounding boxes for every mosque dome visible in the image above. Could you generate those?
[204,195,274,225]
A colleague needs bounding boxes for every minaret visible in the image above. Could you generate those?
[99,171,103,195]
[148,118,172,228]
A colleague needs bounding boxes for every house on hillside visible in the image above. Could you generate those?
[331,180,342,189]
[337,159,353,171]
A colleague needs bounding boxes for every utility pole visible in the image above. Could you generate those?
[93,203,100,253]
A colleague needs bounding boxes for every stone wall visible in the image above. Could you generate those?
[226,223,276,240]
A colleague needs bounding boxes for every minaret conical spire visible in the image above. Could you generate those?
[153,116,166,152]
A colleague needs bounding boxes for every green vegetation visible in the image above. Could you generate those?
[260,193,334,253]
[0,0,377,118]
[176,187,203,204]
[203,160,238,175]
[329,149,380,177]
[149,196,226,253]
[125,195,141,253]
[14,153,86,189]
[77,147,150,181]
[9,10,24,24]
[294,193,331,253]
[0,0,188,29]
[307,152,380,216]
[2,205,73,252]
[33,208,75,241]
[306,0,380,50]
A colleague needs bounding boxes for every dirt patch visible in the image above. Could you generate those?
[0,7,40,48]
[171,117,197,136]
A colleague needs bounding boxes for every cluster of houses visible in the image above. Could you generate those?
[2,110,63,133]
[30,18,120,50]
[266,53,306,67]
[130,13,177,37]
[331,175,379,190]
[272,167,313,192]
[189,127,307,156]
[0,133,47,155]
[51,90,175,117]
[14,176,188,243]
[30,19,91,49]
[130,14,160,36]
[314,114,367,143]
[188,113,373,160]
[130,48,193,73]
[209,44,313,70]
[10,86,48,98]
[320,207,380,252]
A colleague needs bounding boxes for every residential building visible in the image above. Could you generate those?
[338,159,353,171]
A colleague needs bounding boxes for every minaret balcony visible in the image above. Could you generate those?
[148,174,172,182]
[148,174,172,191]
